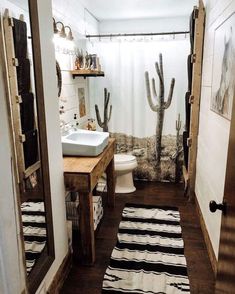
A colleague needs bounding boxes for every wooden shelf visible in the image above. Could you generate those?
[70,69,105,79]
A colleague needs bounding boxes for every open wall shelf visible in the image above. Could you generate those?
[70,69,105,79]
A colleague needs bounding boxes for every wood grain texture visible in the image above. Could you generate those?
[27,1,55,292]
[106,157,115,208]
[61,182,215,294]
[195,196,217,276]
[64,138,115,264]
[71,69,104,78]
[1,10,28,287]
[63,139,115,174]
[64,173,90,192]
[216,67,235,293]
[188,0,205,199]
[47,249,72,294]
[3,12,25,185]
[63,139,115,193]
[78,192,96,265]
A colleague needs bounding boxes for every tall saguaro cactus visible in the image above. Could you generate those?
[95,88,112,132]
[145,53,175,167]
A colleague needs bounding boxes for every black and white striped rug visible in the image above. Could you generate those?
[21,201,47,275]
[102,203,190,294]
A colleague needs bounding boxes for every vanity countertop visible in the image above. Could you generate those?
[63,138,115,174]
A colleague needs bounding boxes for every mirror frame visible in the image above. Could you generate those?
[1,0,55,292]
[26,0,55,292]
[22,1,55,292]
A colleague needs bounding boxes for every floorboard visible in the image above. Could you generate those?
[61,181,215,293]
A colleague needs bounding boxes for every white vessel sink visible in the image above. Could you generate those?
[62,129,109,156]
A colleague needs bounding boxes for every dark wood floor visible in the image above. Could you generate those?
[61,181,215,293]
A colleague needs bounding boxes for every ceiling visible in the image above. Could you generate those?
[86,0,198,21]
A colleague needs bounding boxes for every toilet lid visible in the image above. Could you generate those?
[114,154,136,164]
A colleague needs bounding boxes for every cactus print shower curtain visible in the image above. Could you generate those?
[88,36,190,182]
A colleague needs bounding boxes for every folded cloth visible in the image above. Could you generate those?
[17,58,31,94]
[93,195,102,204]
[187,55,193,92]
[189,10,195,54]
[93,202,103,218]
[13,18,27,59]
[94,207,103,230]
[23,129,38,169]
[185,91,191,132]
[183,131,189,168]
[20,93,35,133]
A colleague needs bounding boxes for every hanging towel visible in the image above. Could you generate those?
[183,131,189,169]
[20,93,35,133]
[13,18,27,59]
[185,91,191,132]
[187,54,193,92]
[23,129,38,169]
[17,58,31,94]
[189,11,195,54]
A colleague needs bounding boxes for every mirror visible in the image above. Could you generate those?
[2,1,54,292]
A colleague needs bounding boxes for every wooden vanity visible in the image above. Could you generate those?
[63,138,116,264]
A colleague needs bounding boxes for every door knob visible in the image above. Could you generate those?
[209,200,227,214]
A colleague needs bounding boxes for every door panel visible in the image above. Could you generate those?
[216,92,235,292]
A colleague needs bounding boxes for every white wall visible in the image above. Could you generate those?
[99,16,189,35]
[0,2,32,292]
[0,0,100,292]
[52,0,98,36]
[36,0,69,290]
[52,0,99,127]
[0,0,69,293]
[195,0,235,258]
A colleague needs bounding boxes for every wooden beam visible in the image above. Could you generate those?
[3,11,26,185]
[188,0,205,199]
[47,250,72,293]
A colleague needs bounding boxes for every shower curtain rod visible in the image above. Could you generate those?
[86,31,190,39]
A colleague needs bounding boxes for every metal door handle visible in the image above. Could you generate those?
[209,200,227,214]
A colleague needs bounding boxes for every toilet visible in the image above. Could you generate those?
[114,154,137,193]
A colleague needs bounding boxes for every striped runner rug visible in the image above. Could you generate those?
[102,203,190,294]
[21,201,47,275]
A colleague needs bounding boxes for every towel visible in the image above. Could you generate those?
[185,91,191,132]
[17,58,31,94]
[13,18,27,59]
[187,54,193,92]
[20,93,35,133]
[189,10,195,54]
[23,129,38,169]
[183,131,189,168]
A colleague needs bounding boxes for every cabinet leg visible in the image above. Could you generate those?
[106,157,115,208]
[78,192,95,264]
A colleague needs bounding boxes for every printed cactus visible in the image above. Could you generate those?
[145,53,175,168]
[175,113,182,183]
[95,88,112,132]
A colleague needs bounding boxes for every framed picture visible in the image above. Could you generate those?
[211,13,235,120]
[78,87,86,118]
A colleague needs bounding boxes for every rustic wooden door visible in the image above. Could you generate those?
[212,93,235,292]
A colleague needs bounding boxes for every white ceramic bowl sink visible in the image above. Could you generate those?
[62,129,109,156]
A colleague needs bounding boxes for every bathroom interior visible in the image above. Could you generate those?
[0,0,235,293]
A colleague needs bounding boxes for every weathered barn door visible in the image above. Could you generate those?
[212,93,235,292]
